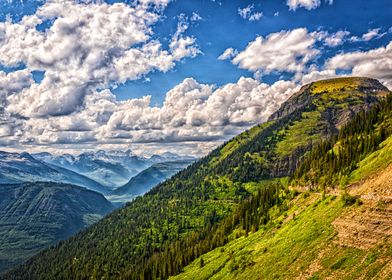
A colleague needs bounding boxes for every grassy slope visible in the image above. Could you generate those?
[172,135,392,280]
[349,136,392,183]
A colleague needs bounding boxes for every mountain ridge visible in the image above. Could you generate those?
[0,151,106,194]
[108,160,195,203]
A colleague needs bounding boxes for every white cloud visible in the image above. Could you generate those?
[94,77,297,144]
[287,0,321,10]
[228,28,319,76]
[324,30,350,47]
[238,4,263,21]
[0,0,198,118]
[190,12,203,22]
[311,29,350,47]
[218,47,238,60]
[249,12,263,21]
[326,41,392,87]
[362,29,381,41]
[287,0,333,10]
[0,74,298,153]
[350,28,386,42]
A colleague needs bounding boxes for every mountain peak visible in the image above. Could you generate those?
[309,77,389,95]
[269,77,390,122]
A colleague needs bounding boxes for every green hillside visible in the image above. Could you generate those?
[3,77,390,280]
[173,117,392,280]
[172,87,392,280]
[0,182,114,273]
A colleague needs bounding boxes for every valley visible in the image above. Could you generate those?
[0,149,195,273]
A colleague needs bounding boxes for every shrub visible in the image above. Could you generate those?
[341,191,362,206]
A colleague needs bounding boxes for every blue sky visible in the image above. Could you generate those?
[2,0,391,105]
[105,0,392,105]
[0,0,391,155]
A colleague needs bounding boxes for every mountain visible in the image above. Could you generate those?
[148,152,196,164]
[33,151,140,189]
[33,150,193,189]
[172,89,392,280]
[0,151,106,194]
[4,77,391,279]
[0,182,114,274]
[108,160,195,203]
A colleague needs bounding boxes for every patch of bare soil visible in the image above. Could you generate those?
[297,165,392,280]
[332,164,392,250]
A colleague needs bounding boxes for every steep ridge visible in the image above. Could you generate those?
[0,182,114,274]
[3,77,390,279]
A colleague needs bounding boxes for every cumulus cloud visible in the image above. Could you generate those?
[91,77,297,143]
[287,0,333,11]
[218,48,238,60]
[1,74,298,153]
[0,0,198,118]
[323,30,350,47]
[350,28,387,42]
[238,5,263,21]
[287,0,321,10]
[227,28,319,77]
[325,41,392,87]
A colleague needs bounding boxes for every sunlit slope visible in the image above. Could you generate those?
[172,135,392,280]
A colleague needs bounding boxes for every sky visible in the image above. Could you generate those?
[0,0,391,156]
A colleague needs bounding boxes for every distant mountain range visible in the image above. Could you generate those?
[32,150,195,191]
[0,149,196,203]
[0,151,107,194]
[108,160,195,203]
